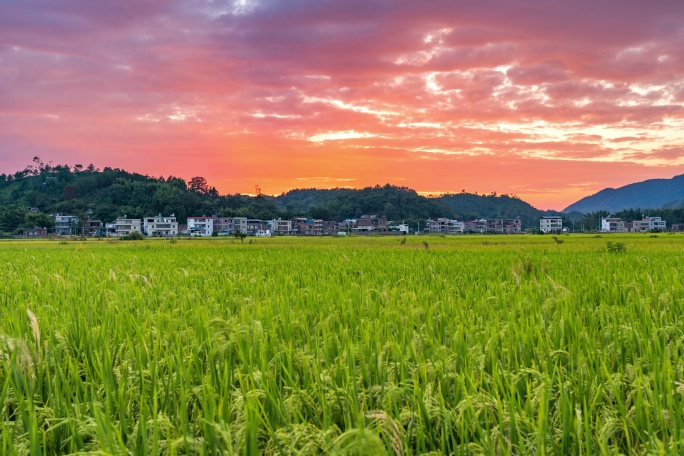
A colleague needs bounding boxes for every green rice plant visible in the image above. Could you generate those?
[0,234,683,454]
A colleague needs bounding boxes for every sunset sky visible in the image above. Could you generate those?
[2,0,684,209]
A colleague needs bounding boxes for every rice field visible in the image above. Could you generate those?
[1,234,683,455]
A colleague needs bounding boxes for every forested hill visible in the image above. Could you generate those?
[278,187,555,228]
[563,174,684,213]
[0,160,556,235]
[436,193,548,225]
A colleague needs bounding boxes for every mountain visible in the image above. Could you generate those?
[0,161,558,235]
[563,174,684,213]
[663,198,684,209]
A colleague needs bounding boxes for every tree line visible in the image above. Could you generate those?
[0,158,606,236]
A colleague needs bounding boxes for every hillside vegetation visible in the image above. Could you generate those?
[0,159,556,235]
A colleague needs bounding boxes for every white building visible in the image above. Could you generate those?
[114,217,142,237]
[187,217,214,236]
[396,223,410,234]
[540,216,563,233]
[144,214,178,237]
[271,219,292,236]
[53,214,79,236]
[632,216,666,232]
[447,220,465,234]
[646,216,666,231]
[601,217,628,232]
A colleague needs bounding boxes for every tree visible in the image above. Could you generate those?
[23,212,55,230]
[188,176,210,195]
[234,230,247,243]
[63,185,76,200]
[123,231,145,241]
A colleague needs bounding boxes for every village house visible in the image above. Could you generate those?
[271,218,292,236]
[446,220,464,234]
[246,219,270,236]
[465,219,487,233]
[114,217,142,237]
[631,216,666,232]
[291,218,311,235]
[503,218,522,234]
[211,216,248,235]
[354,215,388,232]
[396,223,411,234]
[428,218,519,234]
[426,218,466,234]
[212,216,231,235]
[84,220,104,237]
[486,219,504,233]
[601,216,628,232]
[427,218,450,233]
[144,214,178,237]
[338,219,355,233]
[311,219,324,236]
[539,216,563,233]
[233,217,248,234]
[187,216,214,236]
[14,226,48,239]
[53,214,79,236]
[322,220,339,235]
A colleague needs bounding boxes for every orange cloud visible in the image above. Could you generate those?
[2,0,684,209]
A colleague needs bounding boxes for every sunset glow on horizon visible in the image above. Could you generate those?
[2,0,684,210]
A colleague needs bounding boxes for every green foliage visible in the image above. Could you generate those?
[437,192,554,227]
[233,230,247,244]
[278,185,557,227]
[605,241,626,253]
[0,161,566,235]
[0,161,272,232]
[122,231,145,241]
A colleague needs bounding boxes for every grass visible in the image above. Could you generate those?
[1,234,683,454]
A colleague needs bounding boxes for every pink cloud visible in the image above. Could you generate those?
[2,0,684,209]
